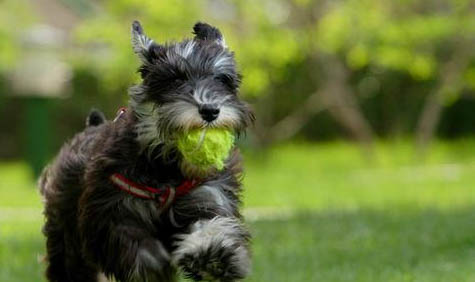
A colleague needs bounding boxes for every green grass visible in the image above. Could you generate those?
[250,209,475,282]
[0,162,42,208]
[243,140,475,210]
[0,221,44,282]
[2,140,475,281]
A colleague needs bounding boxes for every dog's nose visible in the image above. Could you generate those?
[199,104,220,122]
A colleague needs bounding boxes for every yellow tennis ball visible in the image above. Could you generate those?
[177,128,235,170]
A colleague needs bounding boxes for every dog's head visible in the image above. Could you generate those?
[129,21,254,156]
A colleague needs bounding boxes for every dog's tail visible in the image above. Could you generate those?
[86,109,106,127]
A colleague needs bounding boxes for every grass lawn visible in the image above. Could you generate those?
[1,140,475,281]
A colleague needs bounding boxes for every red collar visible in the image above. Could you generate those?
[110,173,200,209]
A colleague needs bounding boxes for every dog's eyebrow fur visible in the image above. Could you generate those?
[131,20,156,63]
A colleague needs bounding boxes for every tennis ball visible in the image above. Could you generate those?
[177,128,234,171]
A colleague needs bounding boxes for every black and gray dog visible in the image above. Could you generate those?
[39,21,254,282]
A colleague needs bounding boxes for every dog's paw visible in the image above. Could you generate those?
[131,239,175,282]
[178,244,249,281]
[172,217,251,281]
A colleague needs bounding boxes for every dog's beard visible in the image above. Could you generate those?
[134,101,241,162]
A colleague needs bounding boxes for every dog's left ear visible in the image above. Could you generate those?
[131,20,158,64]
[193,22,227,48]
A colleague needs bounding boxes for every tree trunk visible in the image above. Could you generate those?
[415,45,471,156]
[318,56,374,155]
[260,55,374,157]
[264,91,326,143]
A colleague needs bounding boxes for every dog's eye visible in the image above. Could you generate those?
[171,73,188,86]
[214,74,233,87]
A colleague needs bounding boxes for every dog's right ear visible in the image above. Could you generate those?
[131,21,158,64]
[193,22,227,48]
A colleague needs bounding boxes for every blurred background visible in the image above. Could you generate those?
[1,0,475,281]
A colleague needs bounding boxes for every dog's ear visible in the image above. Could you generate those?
[131,20,157,64]
[193,22,227,48]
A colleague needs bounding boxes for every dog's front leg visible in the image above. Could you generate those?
[81,223,176,282]
[169,181,251,281]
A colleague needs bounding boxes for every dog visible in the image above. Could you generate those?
[39,21,254,282]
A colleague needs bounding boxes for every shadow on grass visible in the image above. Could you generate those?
[3,208,475,282]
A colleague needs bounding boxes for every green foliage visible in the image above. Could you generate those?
[315,0,474,81]
[1,0,475,154]
[74,0,203,94]
[73,0,302,97]
[0,0,36,71]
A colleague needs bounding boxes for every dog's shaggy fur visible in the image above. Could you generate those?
[39,21,254,282]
